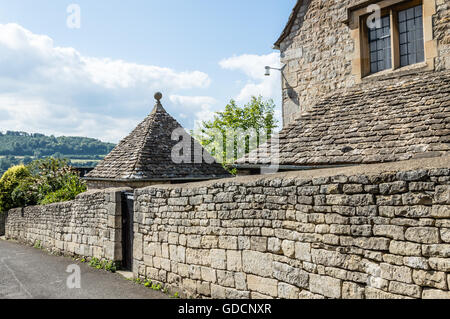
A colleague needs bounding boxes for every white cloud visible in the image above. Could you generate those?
[219,53,281,103]
[169,95,218,129]
[219,53,280,80]
[219,52,282,125]
[0,23,211,143]
[0,95,138,143]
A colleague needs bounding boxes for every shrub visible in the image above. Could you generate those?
[39,173,86,205]
[0,165,31,213]
[0,158,87,211]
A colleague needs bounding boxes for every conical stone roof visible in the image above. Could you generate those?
[86,94,231,181]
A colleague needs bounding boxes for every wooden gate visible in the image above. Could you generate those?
[121,192,134,270]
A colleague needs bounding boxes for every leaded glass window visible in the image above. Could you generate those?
[368,16,392,74]
[398,5,424,67]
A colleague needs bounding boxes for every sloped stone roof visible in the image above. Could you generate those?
[86,99,231,181]
[236,70,450,167]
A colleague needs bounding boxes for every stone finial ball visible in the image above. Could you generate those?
[154,92,163,102]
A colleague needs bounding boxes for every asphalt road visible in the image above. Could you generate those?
[0,239,169,299]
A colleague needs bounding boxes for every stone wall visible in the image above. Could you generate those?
[86,179,169,191]
[5,188,129,261]
[280,0,449,126]
[133,157,450,299]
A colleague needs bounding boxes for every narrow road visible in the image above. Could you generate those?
[0,239,169,299]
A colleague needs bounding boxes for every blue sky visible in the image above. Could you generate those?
[0,0,295,143]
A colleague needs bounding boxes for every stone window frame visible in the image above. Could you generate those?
[346,0,437,82]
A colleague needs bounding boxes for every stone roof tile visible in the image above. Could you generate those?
[236,70,450,167]
[87,99,231,181]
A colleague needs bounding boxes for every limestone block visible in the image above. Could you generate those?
[168,197,188,206]
[183,278,198,295]
[186,248,210,266]
[268,237,282,254]
[422,289,450,299]
[365,287,412,299]
[428,258,450,272]
[273,261,308,288]
[422,244,450,257]
[226,250,242,272]
[201,267,217,283]
[250,292,273,299]
[379,182,408,195]
[247,275,278,297]
[402,193,433,205]
[146,267,159,280]
[342,281,365,299]
[373,225,405,240]
[250,236,267,252]
[210,249,226,270]
[431,205,450,218]
[343,184,364,194]
[201,236,218,249]
[405,227,440,244]
[234,272,247,291]
[217,270,235,288]
[278,282,300,299]
[281,240,295,258]
[434,185,449,204]
[219,236,238,250]
[177,246,186,263]
[388,281,422,298]
[237,236,250,250]
[298,290,325,299]
[177,263,189,277]
[441,228,450,243]
[160,258,171,272]
[161,243,169,259]
[354,237,390,251]
[367,276,389,290]
[187,235,201,248]
[225,288,250,299]
[242,250,273,277]
[380,263,412,283]
[311,249,346,268]
[382,254,403,266]
[403,257,430,270]
[309,274,342,299]
[412,270,448,290]
[389,241,422,256]
[168,232,179,245]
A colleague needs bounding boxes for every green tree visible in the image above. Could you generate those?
[0,158,87,212]
[193,96,278,171]
[0,165,31,213]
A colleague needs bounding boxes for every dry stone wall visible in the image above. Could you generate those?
[133,157,450,299]
[5,188,129,261]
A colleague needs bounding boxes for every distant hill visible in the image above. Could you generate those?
[0,131,116,175]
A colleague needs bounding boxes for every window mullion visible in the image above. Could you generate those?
[390,9,400,70]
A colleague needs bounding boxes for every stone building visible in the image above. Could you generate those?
[277,0,449,126]
[85,93,231,189]
[235,0,449,173]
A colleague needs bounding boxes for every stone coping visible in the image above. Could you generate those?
[139,156,450,191]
